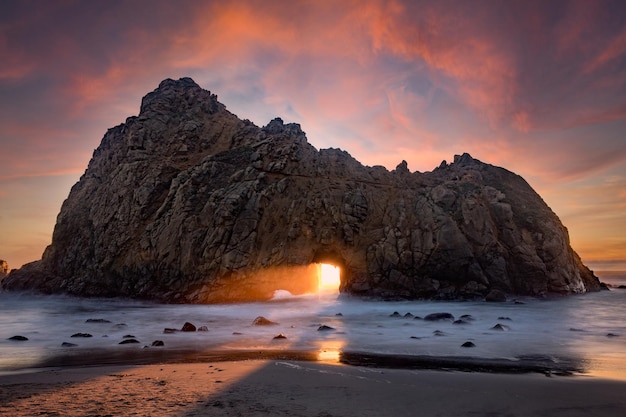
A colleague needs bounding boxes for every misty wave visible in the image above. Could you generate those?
[1,273,625,379]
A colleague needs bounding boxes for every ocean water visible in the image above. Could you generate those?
[1,272,625,379]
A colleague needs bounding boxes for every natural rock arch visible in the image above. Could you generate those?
[1,78,601,302]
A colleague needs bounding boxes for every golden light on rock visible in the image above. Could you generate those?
[318,263,341,293]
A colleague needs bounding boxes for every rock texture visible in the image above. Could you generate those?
[0,260,9,280]
[1,78,600,302]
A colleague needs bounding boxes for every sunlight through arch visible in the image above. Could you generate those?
[318,263,341,293]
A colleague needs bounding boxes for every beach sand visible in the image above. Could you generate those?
[1,360,625,416]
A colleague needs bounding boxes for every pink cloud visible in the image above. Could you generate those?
[1,0,625,267]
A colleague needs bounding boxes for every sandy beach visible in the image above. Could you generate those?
[1,359,626,417]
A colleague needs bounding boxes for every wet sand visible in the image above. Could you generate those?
[1,359,626,417]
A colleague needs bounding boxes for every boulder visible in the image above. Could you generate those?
[8,335,28,341]
[424,312,455,321]
[485,289,507,302]
[252,316,277,326]
[181,322,196,332]
[0,78,601,302]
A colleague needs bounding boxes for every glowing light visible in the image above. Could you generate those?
[317,340,345,363]
[318,263,341,292]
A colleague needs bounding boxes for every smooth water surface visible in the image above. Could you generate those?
[1,272,625,379]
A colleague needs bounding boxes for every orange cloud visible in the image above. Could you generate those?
[2,0,625,269]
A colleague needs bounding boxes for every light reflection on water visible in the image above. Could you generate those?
[1,272,625,379]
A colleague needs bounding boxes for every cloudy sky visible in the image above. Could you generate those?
[1,0,625,271]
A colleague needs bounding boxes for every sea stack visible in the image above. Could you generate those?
[1,78,601,302]
[0,260,9,280]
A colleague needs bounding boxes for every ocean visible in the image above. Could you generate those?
[1,272,625,379]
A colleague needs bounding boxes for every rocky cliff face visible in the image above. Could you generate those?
[0,260,9,280]
[2,78,601,302]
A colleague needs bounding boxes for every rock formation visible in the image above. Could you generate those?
[0,260,9,280]
[1,78,601,302]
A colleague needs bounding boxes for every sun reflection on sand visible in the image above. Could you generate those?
[316,340,345,363]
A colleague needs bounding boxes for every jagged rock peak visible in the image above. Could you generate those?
[454,153,477,165]
[139,77,223,116]
[263,117,304,136]
[1,78,601,303]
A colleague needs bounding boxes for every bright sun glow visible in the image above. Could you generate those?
[319,263,341,292]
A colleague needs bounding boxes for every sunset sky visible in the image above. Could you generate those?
[1,0,625,271]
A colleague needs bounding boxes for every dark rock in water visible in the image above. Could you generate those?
[491,324,510,331]
[410,336,421,339]
[163,328,178,334]
[335,313,343,316]
[119,338,140,344]
[513,300,525,304]
[85,318,111,323]
[433,330,447,336]
[197,325,209,332]
[318,325,335,331]
[619,285,626,289]
[8,335,28,341]
[252,316,277,326]
[403,312,414,318]
[485,289,507,302]
[389,311,401,318]
[232,332,243,335]
[607,333,620,338]
[498,316,512,321]
[151,340,165,346]
[181,322,196,332]
[123,334,136,339]
[273,334,287,339]
[61,342,77,347]
[461,341,476,348]
[1,78,601,303]
[453,319,470,325]
[71,333,92,338]
[569,328,586,332]
[460,314,475,321]
[424,312,454,321]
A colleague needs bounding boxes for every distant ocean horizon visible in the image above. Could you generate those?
[596,271,626,287]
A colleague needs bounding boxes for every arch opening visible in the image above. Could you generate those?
[318,263,341,293]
